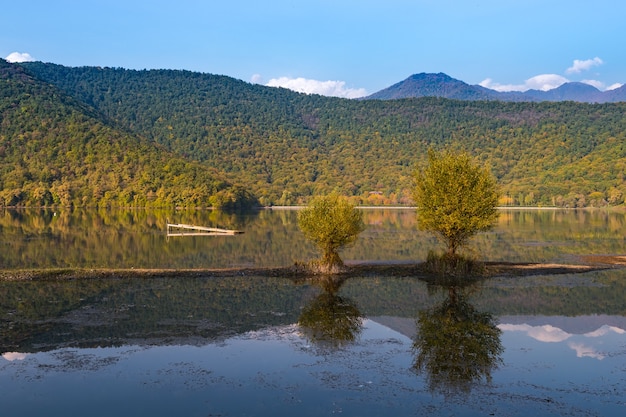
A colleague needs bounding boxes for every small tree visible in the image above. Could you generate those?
[413,149,499,257]
[297,194,365,272]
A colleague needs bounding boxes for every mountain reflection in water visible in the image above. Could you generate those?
[2,271,626,416]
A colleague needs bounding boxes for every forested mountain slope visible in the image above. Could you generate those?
[0,59,256,209]
[15,62,626,207]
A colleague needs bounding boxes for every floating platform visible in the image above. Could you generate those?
[166,223,243,236]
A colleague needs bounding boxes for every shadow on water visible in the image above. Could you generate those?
[412,276,504,397]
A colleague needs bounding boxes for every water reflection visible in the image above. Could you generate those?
[0,276,304,353]
[412,279,503,396]
[2,273,626,416]
[2,208,626,269]
[296,276,363,349]
[498,318,626,360]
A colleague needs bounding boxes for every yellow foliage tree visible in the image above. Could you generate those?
[413,149,500,256]
[297,194,365,272]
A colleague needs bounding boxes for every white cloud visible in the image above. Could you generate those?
[266,76,368,98]
[2,352,29,361]
[527,324,571,342]
[480,57,613,93]
[566,57,603,74]
[5,52,35,63]
[498,324,528,331]
[568,342,605,360]
[584,325,625,337]
[581,79,605,90]
[479,78,525,92]
[480,74,569,92]
[524,74,569,91]
[580,80,626,92]
[498,323,571,342]
[500,322,625,361]
[250,74,263,84]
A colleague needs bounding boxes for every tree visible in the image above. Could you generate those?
[297,194,365,272]
[413,148,499,256]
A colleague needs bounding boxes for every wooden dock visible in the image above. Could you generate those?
[166,223,243,236]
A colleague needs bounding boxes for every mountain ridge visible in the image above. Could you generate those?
[367,72,626,103]
[5,60,626,208]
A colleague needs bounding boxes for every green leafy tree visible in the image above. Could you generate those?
[297,194,365,272]
[413,149,499,256]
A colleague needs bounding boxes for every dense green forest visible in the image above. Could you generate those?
[0,60,257,209]
[2,59,625,207]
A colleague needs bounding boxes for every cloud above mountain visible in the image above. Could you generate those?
[480,57,619,93]
[264,76,367,98]
[480,74,569,92]
[5,52,35,63]
[606,82,624,91]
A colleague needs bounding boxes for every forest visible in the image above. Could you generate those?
[2,59,625,208]
[0,60,257,209]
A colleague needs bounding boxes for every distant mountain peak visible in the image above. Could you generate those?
[367,72,493,101]
[408,72,454,80]
[367,73,625,103]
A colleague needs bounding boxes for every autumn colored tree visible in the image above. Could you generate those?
[297,194,365,272]
[413,149,500,257]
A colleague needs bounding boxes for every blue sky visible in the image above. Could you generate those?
[2,0,624,98]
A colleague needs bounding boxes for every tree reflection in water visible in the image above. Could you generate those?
[413,279,503,397]
[297,276,363,349]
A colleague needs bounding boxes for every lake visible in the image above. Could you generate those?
[1,207,625,269]
[1,208,625,416]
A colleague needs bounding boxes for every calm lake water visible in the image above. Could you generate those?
[1,207,625,269]
[1,208,626,416]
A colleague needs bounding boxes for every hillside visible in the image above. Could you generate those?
[9,62,626,207]
[0,59,256,209]
[368,72,626,103]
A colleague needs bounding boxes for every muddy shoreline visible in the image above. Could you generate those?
[1,255,624,282]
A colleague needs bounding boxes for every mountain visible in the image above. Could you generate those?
[8,61,626,208]
[603,83,626,102]
[366,73,496,101]
[368,73,626,103]
[0,59,256,209]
